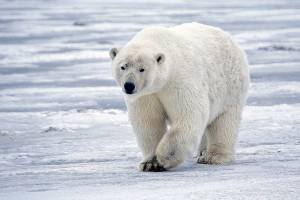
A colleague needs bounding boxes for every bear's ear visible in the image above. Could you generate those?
[109,47,119,60]
[156,53,165,65]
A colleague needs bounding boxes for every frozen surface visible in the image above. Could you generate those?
[0,0,299,199]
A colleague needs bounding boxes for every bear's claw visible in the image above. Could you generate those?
[197,156,209,164]
[140,156,166,172]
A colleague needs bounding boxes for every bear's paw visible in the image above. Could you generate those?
[197,152,234,165]
[139,156,166,172]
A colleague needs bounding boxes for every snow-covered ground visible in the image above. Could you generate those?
[0,0,299,199]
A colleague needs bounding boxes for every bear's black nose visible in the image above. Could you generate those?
[124,82,135,94]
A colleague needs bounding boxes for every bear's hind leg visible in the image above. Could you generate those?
[197,106,241,164]
[197,129,208,157]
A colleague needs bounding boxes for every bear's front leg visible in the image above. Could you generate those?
[155,119,206,170]
[126,95,167,172]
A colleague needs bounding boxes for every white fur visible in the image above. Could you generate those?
[109,22,250,171]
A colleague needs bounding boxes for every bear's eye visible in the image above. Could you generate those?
[121,66,126,70]
[139,68,145,73]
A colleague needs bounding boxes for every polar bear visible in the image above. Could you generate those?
[109,22,250,172]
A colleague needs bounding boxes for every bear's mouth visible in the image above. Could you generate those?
[124,90,136,95]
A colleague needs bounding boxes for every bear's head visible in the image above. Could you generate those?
[109,46,169,102]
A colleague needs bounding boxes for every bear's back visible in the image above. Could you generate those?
[131,23,232,55]
[132,26,173,44]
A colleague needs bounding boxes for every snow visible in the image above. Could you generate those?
[0,0,299,199]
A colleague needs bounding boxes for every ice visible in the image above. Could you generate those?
[0,0,299,199]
